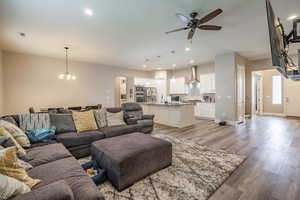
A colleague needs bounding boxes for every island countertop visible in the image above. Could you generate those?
[141,103,196,128]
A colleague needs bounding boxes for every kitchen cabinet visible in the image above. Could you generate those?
[200,73,215,94]
[170,77,187,94]
[194,103,215,119]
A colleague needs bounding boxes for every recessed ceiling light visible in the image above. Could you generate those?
[84,8,93,16]
[185,47,191,52]
[172,64,176,67]
[189,60,195,64]
[287,14,298,21]
[142,64,147,68]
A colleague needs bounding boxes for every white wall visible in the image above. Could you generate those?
[2,51,150,114]
[0,50,3,115]
[215,52,237,123]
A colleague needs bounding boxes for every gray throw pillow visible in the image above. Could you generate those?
[49,114,76,134]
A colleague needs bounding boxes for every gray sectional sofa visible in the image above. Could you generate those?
[1,104,155,200]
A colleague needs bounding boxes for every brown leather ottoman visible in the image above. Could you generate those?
[91,132,172,191]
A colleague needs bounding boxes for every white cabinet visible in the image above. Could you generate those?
[170,77,187,94]
[194,103,215,119]
[200,73,215,94]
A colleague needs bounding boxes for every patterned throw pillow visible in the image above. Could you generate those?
[0,147,40,188]
[0,120,30,148]
[0,116,18,126]
[72,110,98,132]
[94,108,107,128]
[0,136,15,148]
[0,127,27,156]
[107,111,126,126]
[0,173,30,200]
[18,113,50,131]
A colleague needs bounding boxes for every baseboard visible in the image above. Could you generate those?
[260,112,286,117]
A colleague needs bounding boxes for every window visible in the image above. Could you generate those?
[272,75,282,104]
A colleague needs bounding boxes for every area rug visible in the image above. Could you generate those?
[80,134,246,200]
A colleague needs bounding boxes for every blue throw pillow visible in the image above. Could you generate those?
[25,127,56,143]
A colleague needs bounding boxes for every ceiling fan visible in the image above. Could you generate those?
[166,9,223,40]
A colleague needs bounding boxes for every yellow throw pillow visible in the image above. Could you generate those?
[72,110,98,132]
[0,127,27,155]
[0,147,41,188]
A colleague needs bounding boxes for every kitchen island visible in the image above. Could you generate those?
[142,103,196,128]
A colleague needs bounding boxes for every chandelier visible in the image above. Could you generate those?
[59,47,77,80]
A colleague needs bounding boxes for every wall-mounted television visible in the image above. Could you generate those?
[265,0,300,80]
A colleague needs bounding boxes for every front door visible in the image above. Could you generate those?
[285,79,300,117]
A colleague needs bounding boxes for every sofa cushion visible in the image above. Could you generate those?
[26,143,72,167]
[55,131,105,148]
[100,124,141,138]
[49,114,76,134]
[72,111,98,132]
[11,180,74,200]
[28,157,105,200]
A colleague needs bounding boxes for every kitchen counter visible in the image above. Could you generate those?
[142,103,196,128]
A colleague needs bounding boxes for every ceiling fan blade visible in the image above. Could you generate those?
[199,25,222,30]
[166,27,188,34]
[176,13,190,24]
[187,28,195,40]
[198,8,223,24]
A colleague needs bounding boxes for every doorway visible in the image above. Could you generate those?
[115,76,127,107]
[252,72,263,115]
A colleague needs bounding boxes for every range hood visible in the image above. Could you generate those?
[188,65,200,84]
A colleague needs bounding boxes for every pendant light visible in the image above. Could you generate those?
[59,47,76,80]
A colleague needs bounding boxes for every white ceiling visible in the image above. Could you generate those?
[0,0,299,70]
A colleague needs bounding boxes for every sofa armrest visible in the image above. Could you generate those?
[143,114,154,120]
[11,180,74,200]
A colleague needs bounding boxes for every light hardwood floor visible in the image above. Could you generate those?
[153,116,300,200]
